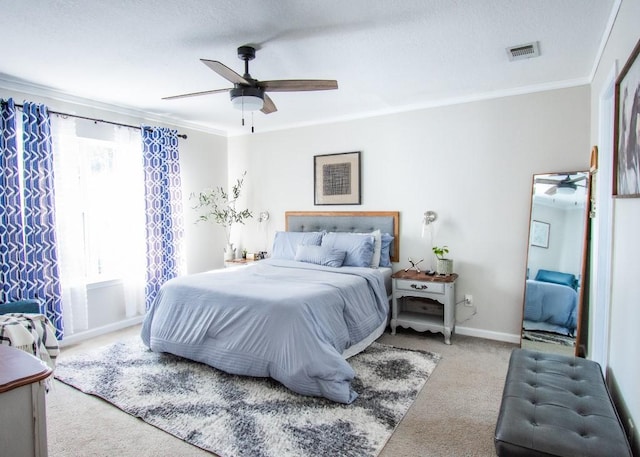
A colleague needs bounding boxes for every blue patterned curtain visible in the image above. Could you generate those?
[0,99,28,303]
[0,99,63,338]
[142,126,184,309]
[21,102,64,338]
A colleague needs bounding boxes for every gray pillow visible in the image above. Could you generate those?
[271,231,324,260]
[321,232,374,267]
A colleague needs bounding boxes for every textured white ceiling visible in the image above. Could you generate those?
[0,0,617,136]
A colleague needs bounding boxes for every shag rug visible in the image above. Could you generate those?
[522,329,576,347]
[55,337,441,457]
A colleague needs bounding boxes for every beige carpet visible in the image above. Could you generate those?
[47,326,515,456]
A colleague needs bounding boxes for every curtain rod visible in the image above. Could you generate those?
[4,101,187,139]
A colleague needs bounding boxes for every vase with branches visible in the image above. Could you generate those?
[191,171,253,260]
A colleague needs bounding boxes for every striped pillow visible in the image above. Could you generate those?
[294,245,347,268]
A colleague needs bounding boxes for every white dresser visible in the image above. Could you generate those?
[0,345,51,457]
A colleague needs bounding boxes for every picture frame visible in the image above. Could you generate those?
[613,38,640,198]
[314,151,361,205]
[530,220,550,249]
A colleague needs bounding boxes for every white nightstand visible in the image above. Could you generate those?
[224,258,259,268]
[390,270,458,344]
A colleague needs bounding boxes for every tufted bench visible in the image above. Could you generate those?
[494,348,632,457]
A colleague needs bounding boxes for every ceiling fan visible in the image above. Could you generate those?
[162,45,338,116]
[535,174,587,195]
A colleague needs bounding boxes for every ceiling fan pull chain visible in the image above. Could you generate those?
[241,95,245,126]
[251,112,255,133]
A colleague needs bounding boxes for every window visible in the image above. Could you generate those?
[52,117,146,284]
[76,138,131,278]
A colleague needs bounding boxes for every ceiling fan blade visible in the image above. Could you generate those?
[568,175,587,183]
[261,93,277,114]
[545,186,558,195]
[201,59,249,85]
[260,79,338,92]
[162,88,231,100]
[535,178,560,185]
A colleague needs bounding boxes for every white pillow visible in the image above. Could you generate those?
[370,229,382,268]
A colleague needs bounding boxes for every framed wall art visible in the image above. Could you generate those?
[613,38,640,198]
[314,151,361,205]
[530,220,550,248]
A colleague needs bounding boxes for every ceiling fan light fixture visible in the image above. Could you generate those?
[230,87,264,111]
[231,95,263,111]
[556,185,576,195]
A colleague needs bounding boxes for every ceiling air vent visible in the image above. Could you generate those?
[506,41,540,61]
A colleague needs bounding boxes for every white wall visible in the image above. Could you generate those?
[229,86,590,342]
[589,0,640,451]
[178,126,228,273]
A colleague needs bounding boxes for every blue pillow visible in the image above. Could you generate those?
[379,233,394,267]
[321,232,374,267]
[271,231,324,260]
[294,245,346,268]
[534,269,577,290]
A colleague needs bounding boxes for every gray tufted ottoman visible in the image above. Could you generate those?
[494,348,632,457]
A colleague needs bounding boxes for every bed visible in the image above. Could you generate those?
[522,269,578,336]
[141,211,399,404]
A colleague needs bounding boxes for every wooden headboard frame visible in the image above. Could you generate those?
[285,211,400,263]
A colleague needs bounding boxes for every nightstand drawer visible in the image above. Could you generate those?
[395,279,445,294]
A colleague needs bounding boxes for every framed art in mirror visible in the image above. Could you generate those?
[613,38,640,198]
[530,220,550,248]
[314,151,361,205]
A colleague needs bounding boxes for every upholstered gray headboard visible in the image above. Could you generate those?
[285,211,400,262]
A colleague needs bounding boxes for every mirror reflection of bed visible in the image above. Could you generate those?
[521,171,590,357]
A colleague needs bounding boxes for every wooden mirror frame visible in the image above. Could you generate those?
[520,171,591,357]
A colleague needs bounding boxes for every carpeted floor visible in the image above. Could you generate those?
[47,326,517,456]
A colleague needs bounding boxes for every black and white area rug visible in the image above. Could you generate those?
[522,330,576,347]
[55,338,441,457]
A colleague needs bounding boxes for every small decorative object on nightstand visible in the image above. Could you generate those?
[404,257,424,273]
[432,245,453,276]
[391,269,458,344]
[224,258,258,268]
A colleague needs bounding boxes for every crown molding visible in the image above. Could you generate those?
[0,75,228,137]
[229,77,591,137]
[2,72,590,139]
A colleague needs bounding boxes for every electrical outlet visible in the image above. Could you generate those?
[464,294,473,306]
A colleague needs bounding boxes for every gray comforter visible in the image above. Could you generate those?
[141,259,388,403]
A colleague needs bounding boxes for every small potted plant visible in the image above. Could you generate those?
[191,172,253,261]
[432,245,453,276]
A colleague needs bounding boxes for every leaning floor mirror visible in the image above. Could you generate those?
[521,171,591,357]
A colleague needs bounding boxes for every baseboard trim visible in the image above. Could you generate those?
[58,317,521,347]
[456,325,521,344]
[60,315,144,347]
